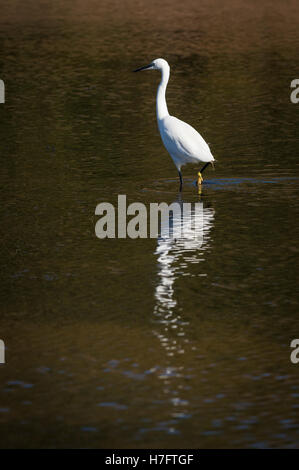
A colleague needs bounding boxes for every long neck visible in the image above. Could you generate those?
[156,65,170,121]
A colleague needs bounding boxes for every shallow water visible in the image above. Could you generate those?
[0,0,299,448]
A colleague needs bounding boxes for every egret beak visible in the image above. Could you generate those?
[133,63,154,72]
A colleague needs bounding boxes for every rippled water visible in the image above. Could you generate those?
[0,0,299,448]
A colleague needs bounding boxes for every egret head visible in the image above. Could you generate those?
[133,58,169,72]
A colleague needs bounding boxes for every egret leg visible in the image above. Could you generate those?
[197,162,211,186]
[178,171,183,191]
[197,172,203,186]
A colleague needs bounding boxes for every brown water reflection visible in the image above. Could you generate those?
[0,0,299,448]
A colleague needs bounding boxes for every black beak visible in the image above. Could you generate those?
[133,63,153,72]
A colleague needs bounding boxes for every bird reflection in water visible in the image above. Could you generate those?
[152,194,215,428]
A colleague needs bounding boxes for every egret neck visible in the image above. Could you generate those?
[156,62,170,122]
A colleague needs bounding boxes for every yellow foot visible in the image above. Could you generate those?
[197,172,203,186]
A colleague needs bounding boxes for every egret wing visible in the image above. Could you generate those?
[160,116,213,163]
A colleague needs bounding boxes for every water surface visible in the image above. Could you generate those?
[0,0,299,448]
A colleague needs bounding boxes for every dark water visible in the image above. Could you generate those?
[0,0,299,448]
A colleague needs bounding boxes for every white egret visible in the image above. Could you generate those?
[134,58,215,190]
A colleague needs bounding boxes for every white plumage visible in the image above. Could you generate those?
[159,115,214,170]
[134,58,215,188]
